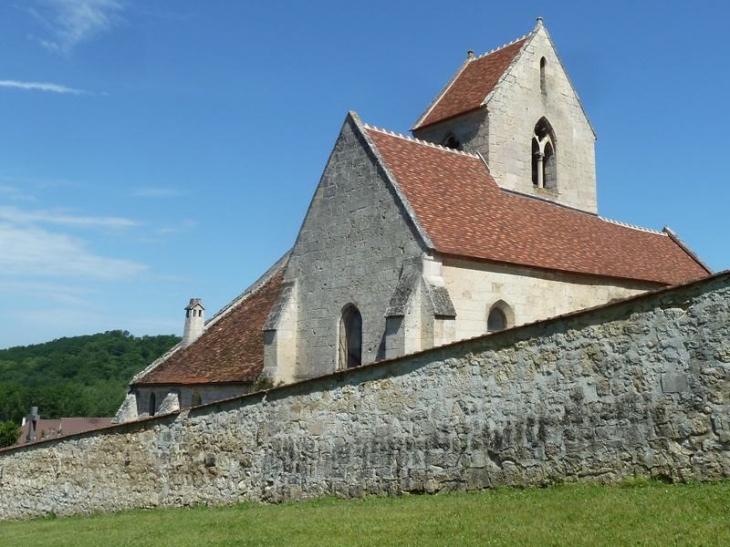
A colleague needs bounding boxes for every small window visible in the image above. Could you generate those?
[192,392,202,407]
[543,141,556,190]
[339,304,362,369]
[148,393,156,416]
[442,133,462,150]
[487,301,514,333]
[488,308,507,332]
[540,57,547,95]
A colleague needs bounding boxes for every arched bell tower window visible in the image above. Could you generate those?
[339,304,362,369]
[442,133,462,150]
[531,117,557,190]
[487,300,514,333]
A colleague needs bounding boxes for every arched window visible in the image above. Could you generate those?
[487,308,506,332]
[339,304,362,369]
[543,140,556,190]
[442,133,462,150]
[487,301,514,333]
[148,393,156,416]
[531,117,557,190]
[540,57,547,95]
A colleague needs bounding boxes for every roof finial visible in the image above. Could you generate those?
[467,50,475,60]
[536,16,544,28]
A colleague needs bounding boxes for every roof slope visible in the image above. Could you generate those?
[365,127,709,286]
[135,269,284,385]
[414,38,527,130]
[17,417,113,445]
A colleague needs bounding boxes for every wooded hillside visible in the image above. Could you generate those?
[0,331,179,423]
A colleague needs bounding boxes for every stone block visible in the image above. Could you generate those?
[661,373,690,394]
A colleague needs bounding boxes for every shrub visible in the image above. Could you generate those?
[0,419,20,448]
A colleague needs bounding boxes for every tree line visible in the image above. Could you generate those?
[0,330,179,426]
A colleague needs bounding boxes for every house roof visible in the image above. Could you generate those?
[17,417,113,445]
[363,125,710,286]
[413,37,528,130]
[134,264,285,386]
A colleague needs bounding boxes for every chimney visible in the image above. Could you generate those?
[182,298,205,348]
[26,406,39,442]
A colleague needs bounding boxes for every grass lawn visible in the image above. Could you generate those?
[2,481,730,546]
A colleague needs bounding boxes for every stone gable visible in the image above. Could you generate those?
[276,114,427,380]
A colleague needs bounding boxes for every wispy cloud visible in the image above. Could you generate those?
[132,187,184,198]
[0,79,86,95]
[157,219,198,235]
[0,222,146,279]
[0,206,141,229]
[31,0,125,54]
[0,185,37,202]
[0,280,95,306]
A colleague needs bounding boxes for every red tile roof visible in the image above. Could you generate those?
[17,417,113,445]
[414,38,527,130]
[366,127,709,286]
[134,269,284,385]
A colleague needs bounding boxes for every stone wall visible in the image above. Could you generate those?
[1,273,729,521]
[134,384,251,418]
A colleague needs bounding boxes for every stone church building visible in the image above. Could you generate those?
[115,20,709,423]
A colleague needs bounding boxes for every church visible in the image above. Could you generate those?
[115,19,710,423]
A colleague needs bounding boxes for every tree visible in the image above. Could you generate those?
[0,420,20,448]
[0,332,180,421]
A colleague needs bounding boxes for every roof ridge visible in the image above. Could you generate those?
[598,216,664,235]
[502,188,599,216]
[364,124,480,158]
[472,31,531,62]
[56,417,111,421]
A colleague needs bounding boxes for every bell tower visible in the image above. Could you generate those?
[412,19,597,213]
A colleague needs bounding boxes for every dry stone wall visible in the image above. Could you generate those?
[1,273,729,521]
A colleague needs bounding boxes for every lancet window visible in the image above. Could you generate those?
[339,304,362,369]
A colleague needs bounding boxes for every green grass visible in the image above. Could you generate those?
[2,481,730,546]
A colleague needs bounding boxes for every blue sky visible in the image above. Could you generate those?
[0,1,727,349]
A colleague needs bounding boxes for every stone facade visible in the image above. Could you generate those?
[125,384,251,421]
[274,116,427,381]
[2,273,729,521]
[441,257,656,341]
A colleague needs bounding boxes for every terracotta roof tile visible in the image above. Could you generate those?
[17,417,113,445]
[414,39,527,130]
[135,270,284,385]
[367,127,709,286]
